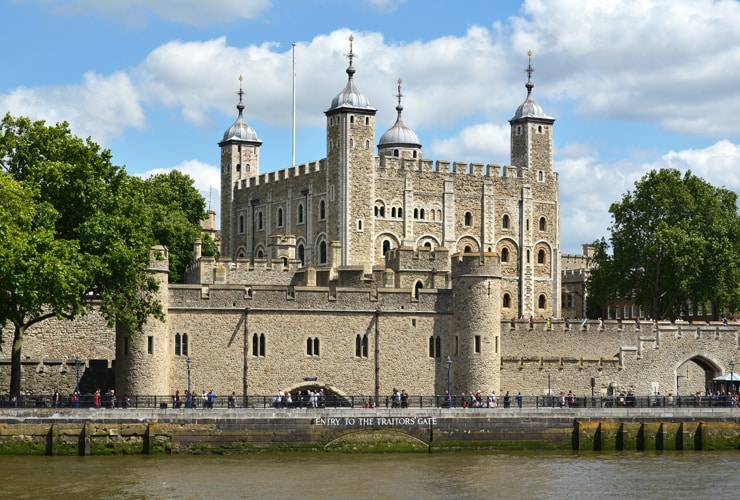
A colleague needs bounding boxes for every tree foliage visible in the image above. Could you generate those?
[0,114,163,395]
[587,168,740,321]
[137,171,207,283]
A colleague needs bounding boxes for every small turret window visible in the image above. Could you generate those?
[319,241,327,264]
[502,214,510,229]
[319,200,326,220]
[258,211,264,230]
[464,212,472,227]
[501,247,509,262]
[239,215,245,234]
[365,117,370,125]
[539,217,546,231]
[503,293,511,308]
[538,249,546,264]
[538,295,547,309]
[277,208,283,227]
[350,115,354,124]
[297,204,304,224]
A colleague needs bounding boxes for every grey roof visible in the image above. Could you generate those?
[330,77,373,110]
[512,93,553,121]
[222,110,261,143]
[379,116,420,147]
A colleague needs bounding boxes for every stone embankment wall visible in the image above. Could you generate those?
[0,408,737,455]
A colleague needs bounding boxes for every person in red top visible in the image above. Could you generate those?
[93,389,101,408]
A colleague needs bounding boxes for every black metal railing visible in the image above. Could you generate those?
[0,393,736,410]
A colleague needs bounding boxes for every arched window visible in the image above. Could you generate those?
[297,204,304,224]
[393,149,399,157]
[502,214,510,229]
[319,241,327,264]
[415,281,423,299]
[501,247,509,263]
[239,215,245,233]
[538,249,546,264]
[306,337,320,356]
[435,336,441,359]
[398,207,403,218]
[252,333,265,357]
[298,244,305,266]
[319,200,326,220]
[277,208,283,227]
[503,293,511,308]
[413,150,418,159]
[420,208,425,220]
[413,208,419,219]
[391,207,396,218]
[350,115,354,124]
[257,249,264,258]
[175,333,181,356]
[464,212,472,226]
[424,242,432,250]
[464,245,472,253]
[380,206,385,217]
[382,239,391,255]
[539,217,546,231]
[429,336,435,358]
[538,295,546,309]
[258,211,263,230]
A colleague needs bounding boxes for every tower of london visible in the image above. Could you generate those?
[7,40,734,403]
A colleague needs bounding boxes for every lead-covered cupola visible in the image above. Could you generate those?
[378,79,422,159]
[327,35,376,113]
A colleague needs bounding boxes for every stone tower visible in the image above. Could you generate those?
[115,245,170,396]
[450,252,502,395]
[508,51,559,319]
[324,36,377,272]
[219,76,262,260]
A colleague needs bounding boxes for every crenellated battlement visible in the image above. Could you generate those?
[185,256,302,286]
[384,245,451,272]
[234,159,326,191]
[376,155,523,178]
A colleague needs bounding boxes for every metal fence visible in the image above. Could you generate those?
[0,393,736,410]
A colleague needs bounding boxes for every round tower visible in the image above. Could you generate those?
[115,245,170,397]
[450,252,502,397]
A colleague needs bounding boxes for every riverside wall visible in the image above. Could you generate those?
[0,407,738,455]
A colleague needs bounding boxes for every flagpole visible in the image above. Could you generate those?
[292,41,296,167]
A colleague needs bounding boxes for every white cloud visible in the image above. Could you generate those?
[430,123,510,164]
[0,71,145,144]
[511,0,740,137]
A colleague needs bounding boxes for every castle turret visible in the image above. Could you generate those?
[378,79,422,160]
[450,252,502,396]
[509,51,555,172]
[325,35,377,272]
[115,245,170,396]
[220,76,262,260]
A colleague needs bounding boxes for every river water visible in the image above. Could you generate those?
[3,451,738,499]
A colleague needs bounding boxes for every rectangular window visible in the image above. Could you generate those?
[147,336,153,355]
[454,336,459,356]
[182,334,189,356]
[474,335,481,353]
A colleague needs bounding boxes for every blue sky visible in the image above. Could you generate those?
[3,0,739,255]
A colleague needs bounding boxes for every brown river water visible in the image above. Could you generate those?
[2,450,738,499]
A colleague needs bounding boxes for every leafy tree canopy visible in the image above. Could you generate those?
[0,114,163,395]
[136,171,207,283]
[587,168,740,321]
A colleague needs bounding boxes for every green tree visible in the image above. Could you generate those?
[587,168,740,321]
[0,114,162,396]
[138,170,207,283]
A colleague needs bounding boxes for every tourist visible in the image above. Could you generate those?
[401,389,409,408]
[285,391,292,408]
[667,393,674,406]
[109,390,116,409]
[504,391,511,408]
[53,389,61,408]
[228,391,236,408]
[443,390,451,408]
[93,389,101,409]
[516,392,522,408]
[207,389,216,409]
[488,390,497,408]
[173,390,182,409]
[122,394,131,409]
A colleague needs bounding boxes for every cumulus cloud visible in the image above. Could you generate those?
[0,71,145,144]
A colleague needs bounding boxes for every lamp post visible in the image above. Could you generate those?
[74,356,81,408]
[186,357,193,408]
[446,356,452,408]
[730,360,735,409]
